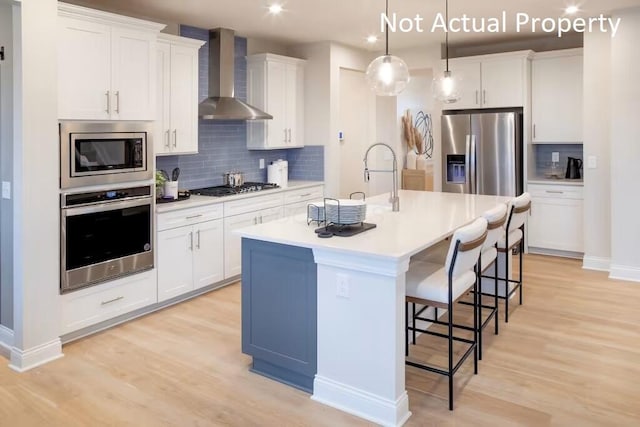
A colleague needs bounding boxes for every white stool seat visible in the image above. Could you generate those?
[480,246,497,271]
[406,261,477,304]
[497,228,523,249]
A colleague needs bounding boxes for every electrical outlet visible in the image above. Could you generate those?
[259,159,265,169]
[587,155,597,169]
[336,274,350,298]
[552,152,560,163]
[1,181,10,200]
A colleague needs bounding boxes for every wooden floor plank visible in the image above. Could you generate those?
[1,254,640,426]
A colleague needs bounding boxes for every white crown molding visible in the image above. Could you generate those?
[58,2,165,33]
[158,33,205,49]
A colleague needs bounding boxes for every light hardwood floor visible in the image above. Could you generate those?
[1,254,639,426]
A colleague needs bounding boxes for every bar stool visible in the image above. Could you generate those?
[494,192,531,323]
[405,217,488,410]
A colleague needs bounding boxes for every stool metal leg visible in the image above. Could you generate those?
[405,301,409,356]
[519,230,524,305]
[494,245,499,335]
[473,266,479,370]
[504,234,510,323]
[448,298,454,411]
[412,303,416,345]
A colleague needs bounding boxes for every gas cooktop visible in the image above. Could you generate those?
[191,182,280,197]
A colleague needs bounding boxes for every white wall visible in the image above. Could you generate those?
[609,7,640,281]
[10,0,63,370]
[0,3,14,330]
[582,30,611,271]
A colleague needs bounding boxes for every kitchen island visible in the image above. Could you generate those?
[237,190,510,426]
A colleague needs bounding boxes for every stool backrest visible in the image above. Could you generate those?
[505,192,531,232]
[482,204,508,250]
[445,217,488,278]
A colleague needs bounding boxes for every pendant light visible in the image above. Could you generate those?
[365,0,410,96]
[432,0,461,103]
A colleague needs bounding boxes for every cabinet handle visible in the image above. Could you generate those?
[475,90,479,105]
[259,215,263,224]
[253,217,257,225]
[115,91,120,114]
[101,296,124,306]
[545,190,564,194]
[299,193,311,198]
[186,214,203,219]
[533,124,536,139]
[287,128,292,143]
[196,230,201,249]
[283,128,287,143]
[105,91,110,113]
[173,129,177,148]
[482,90,486,105]
[165,129,170,149]
[189,231,193,250]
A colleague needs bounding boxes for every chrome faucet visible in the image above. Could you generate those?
[363,143,399,212]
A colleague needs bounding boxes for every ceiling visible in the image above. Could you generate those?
[67,0,640,50]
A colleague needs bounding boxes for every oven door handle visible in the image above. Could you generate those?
[62,197,152,216]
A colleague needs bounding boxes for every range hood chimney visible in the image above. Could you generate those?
[198,28,272,120]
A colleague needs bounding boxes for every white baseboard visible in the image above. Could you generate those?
[312,375,411,427]
[0,325,14,359]
[9,338,63,372]
[582,256,611,272]
[609,264,640,283]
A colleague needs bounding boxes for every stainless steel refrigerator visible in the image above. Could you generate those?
[441,110,523,197]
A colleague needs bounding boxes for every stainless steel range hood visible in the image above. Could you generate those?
[198,28,272,120]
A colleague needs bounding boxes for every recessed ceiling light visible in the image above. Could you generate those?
[366,35,378,44]
[565,5,579,14]
[268,4,283,15]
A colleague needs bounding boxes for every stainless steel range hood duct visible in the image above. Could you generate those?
[199,28,272,120]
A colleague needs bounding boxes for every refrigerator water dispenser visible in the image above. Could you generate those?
[446,154,466,184]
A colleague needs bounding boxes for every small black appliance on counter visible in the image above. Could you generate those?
[565,157,582,179]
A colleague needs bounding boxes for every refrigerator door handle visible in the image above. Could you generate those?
[470,135,477,194]
[465,135,471,194]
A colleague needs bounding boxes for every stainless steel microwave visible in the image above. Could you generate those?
[60,121,154,189]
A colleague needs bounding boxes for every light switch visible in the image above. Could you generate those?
[259,158,265,169]
[552,152,560,163]
[587,155,597,169]
[2,181,10,199]
[336,273,350,298]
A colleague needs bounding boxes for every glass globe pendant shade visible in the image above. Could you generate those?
[432,70,462,103]
[365,54,410,96]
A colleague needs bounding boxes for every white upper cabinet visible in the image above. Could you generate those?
[531,49,583,143]
[58,3,164,121]
[246,54,306,150]
[444,51,531,110]
[155,34,204,156]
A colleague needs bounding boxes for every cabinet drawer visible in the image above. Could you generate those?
[224,193,284,217]
[284,185,324,205]
[528,184,583,200]
[61,270,157,334]
[157,203,223,231]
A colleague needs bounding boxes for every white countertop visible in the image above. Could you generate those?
[155,180,323,213]
[528,178,584,186]
[236,190,510,261]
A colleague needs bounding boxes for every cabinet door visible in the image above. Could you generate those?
[285,63,299,146]
[58,17,112,120]
[532,55,583,142]
[169,44,199,154]
[224,211,259,279]
[528,197,583,252]
[157,227,194,302]
[155,42,171,155]
[259,206,284,224]
[266,60,288,148]
[111,27,156,120]
[443,60,481,110]
[193,219,224,289]
[481,57,524,108]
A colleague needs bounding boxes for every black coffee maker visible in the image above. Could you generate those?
[565,157,582,179]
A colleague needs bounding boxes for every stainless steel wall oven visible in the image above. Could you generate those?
[61,185,154,293]
[60,121,153,189]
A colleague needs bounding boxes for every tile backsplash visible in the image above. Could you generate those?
[534,144,583,177]
[155,25,324,190]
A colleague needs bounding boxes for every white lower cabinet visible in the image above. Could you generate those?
[223,206,284,279]
[61,269,157,335]
[157,204,224,302]
[527,183,584,253]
